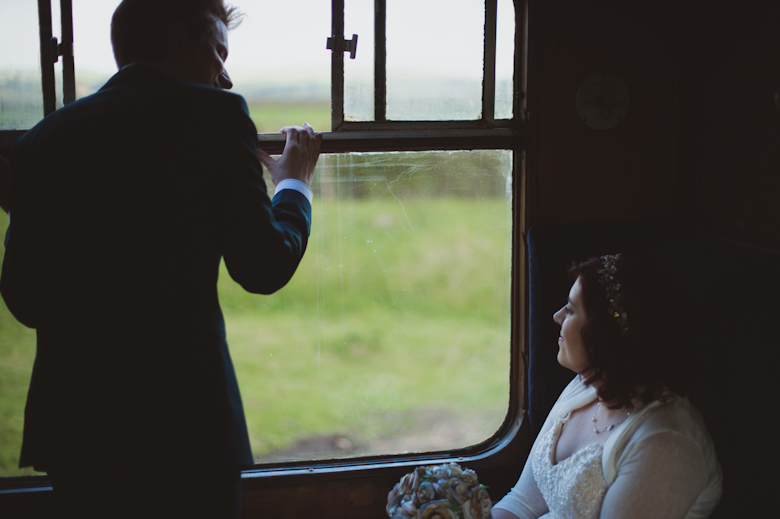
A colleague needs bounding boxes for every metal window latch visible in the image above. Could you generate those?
[50,37,74,64]
[326,34,358,59]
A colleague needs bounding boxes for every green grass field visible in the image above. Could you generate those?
[246,102,330,133]
[0,167,512,476]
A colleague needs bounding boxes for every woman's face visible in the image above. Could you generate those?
[553,276,591,374]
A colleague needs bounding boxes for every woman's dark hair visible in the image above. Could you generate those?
[111,0,243,68]
[570,253,692,409]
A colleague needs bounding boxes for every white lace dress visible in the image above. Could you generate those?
[531,427,607,518]
[493,376,722,519]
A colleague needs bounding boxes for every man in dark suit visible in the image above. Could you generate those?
[0,0,321,516]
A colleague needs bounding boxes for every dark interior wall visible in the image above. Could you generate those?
[527,0,678,226]
[674,0,780,251]
[527,0,780,254]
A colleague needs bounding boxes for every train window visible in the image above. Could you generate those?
[0,2,47,130]
[72,0,123,100]
[227,149,513,464]
[385,0,485,121]
[0,0,522,478]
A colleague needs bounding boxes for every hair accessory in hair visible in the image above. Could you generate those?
[597,254,629,334]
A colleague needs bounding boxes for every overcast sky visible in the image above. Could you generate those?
[1,0,514,80]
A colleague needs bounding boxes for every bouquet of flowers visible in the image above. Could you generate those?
[386,462,493,519]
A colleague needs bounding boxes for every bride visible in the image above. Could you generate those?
[492,254,722,519]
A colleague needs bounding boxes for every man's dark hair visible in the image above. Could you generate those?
[111,0,243,68]
[569,253,693,409]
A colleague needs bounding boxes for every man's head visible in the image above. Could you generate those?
[111,0,242,88]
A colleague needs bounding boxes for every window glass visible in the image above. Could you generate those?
[0,150,513,474]
[0,1,44,129]
[386,0,484,121]
[0,1,517,476]
[73,0,123,100]
[227,0,330,132]
[0,214,38,477]
[72,0,331,133]
[495,0,515,120]
[344,0,374,122]
[221,150,513,463]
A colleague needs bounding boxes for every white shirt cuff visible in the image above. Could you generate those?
[274,179,313,204]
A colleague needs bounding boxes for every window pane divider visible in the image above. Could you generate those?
[37,0,56,116]
[330,0,345,130]
[60,0,75,106]
[483,0,498,123]
[374,0,387,122]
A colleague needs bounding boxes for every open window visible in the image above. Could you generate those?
[0,0,527,484]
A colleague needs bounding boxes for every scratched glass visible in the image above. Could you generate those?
[218,150,513,464]
[386,0,484,121]
[0,4,514,476]
[0,1,45,129]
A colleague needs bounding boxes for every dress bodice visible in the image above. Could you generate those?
[532,427,608,519]
[493,377,721,519]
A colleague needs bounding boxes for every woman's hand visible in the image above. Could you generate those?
[256,122,322,187]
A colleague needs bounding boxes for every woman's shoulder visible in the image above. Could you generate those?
[606,395,723,514]
[605,394,721,481]
[634,394,712,438]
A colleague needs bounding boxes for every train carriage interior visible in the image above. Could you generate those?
[0,0,777,517]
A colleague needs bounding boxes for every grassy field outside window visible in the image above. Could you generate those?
[0,150,512,475]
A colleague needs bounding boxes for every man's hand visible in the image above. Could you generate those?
[257,122,323,187]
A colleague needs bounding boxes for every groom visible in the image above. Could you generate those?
[0,0,321,516]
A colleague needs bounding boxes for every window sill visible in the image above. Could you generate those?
[257,127,521,154]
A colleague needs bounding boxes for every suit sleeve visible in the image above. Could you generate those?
[211,95,311,294]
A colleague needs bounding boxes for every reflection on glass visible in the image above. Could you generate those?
[495,0,515,120]
[387,0,484,121]
[218,150,513,464]
[344,0,374,122]
[0,1,43,129]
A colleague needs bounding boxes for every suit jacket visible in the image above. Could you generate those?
[0,64,311,471]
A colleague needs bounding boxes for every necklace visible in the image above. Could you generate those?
[592,401,631,434]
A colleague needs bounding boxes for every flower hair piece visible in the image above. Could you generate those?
[597,254,629,334]
[386,462,493,519]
